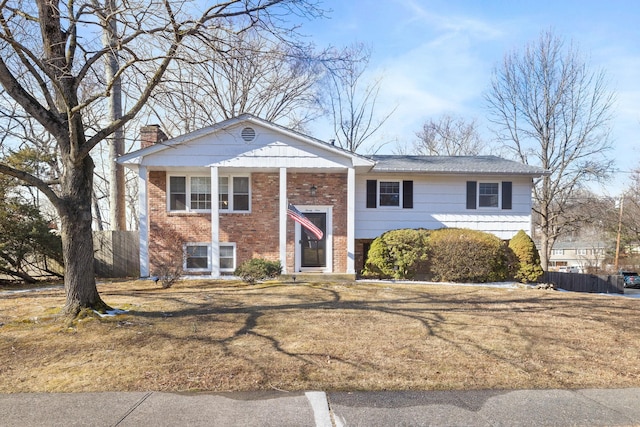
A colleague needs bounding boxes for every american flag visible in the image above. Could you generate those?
[287,203,324,240]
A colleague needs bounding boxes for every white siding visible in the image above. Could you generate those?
[355,174,533,240]
[140,123,352,169]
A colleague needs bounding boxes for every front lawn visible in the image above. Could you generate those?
[1,280,638,392]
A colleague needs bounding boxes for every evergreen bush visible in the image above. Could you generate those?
[362,228,430,279]
[0,198,63,283]
[429,228,509,283]
[508,230,544,283]
[235,258,282,284]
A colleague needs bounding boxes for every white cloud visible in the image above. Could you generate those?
[362,14,502,151]
[304,0,640,194]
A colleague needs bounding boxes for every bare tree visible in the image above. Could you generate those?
[325,44,396,153]
[139,29,326,135]
[614,171,640,252]
[407,114,484,156]
[0,0,323,316]
[486,30,615,269]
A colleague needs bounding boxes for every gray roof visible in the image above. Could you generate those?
[369,155,547,176]
[549,240,608,250]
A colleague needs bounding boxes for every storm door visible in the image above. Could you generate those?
[300,212,327,268]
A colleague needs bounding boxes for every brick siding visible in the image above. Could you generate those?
[287,172,348,273]
[147,170,349,274]
[355,238,375,277]
[220,173,280,264]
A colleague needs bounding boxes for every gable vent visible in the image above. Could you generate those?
[241,127,256,142]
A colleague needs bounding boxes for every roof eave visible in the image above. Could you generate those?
[370,168,547,177]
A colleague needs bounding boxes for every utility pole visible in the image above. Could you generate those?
[104,0,126,231]
[614,195,624,271]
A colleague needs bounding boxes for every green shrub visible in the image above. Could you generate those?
[429,228,509,283]
[235,258,282,284]
[508,230,544,283]
[362,229,430,279]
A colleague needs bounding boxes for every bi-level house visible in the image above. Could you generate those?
[117,114,546,278]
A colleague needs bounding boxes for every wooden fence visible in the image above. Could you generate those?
[543,271,624,294]
[93,230,140,278]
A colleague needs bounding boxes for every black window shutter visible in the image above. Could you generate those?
[466,181,477,209]
[366,180,377,208]
[502,181,512,210]
[403,180,413,208]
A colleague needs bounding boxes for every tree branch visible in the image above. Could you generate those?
[0,162,61,209]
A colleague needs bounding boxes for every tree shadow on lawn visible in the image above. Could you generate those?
[114,282,640,390]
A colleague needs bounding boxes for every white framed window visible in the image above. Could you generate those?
[379,181,400,207]
[466,181,511,210]
[184,243,210,272]
[168,175,211,212]
[552,249,564,256]
[169,176,187,210]
[219,243,236,272]
[183,243,236,273]
[366,180,413,209]
[190,177,212,210]
[478,183,499,208]
[168,173,250,212]
[218,175,250,212]
[576,249,588,256]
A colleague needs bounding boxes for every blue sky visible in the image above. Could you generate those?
[300,0,640,195]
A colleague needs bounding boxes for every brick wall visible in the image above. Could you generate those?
[147,170,349,274]
[355,238,375,276]
[287,172,348,273]
[220,173,280,265]
[148,171,211,273]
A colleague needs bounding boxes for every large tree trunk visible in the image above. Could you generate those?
[540,232,549,271]
[59,155,110,316]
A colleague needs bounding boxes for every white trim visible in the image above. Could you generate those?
[166,173,212,213]
[218,174,252,213]
[478,182,500,209]
[211,167,220,276]
[279,168,287,274]
[117,114,375,168]
[347,167,355,274]
[377,179,402,209]
[219,242,237,272]
[138,166,149,277]
[166,172,251,213]
[294,205,332,273]
[182,241,235,273]
[183,242,211,272]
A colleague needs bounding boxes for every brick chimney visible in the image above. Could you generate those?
[140,124,168,149]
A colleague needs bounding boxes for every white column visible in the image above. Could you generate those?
[211,166,220,277]
[347,167,356,274]
[138,166,149,277]
[279,167,287,274]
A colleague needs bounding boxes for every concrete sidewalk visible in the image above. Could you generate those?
[1,388,639,426]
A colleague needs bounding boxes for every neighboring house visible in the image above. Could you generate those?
[117,114,546,278]
[545,240,609,273]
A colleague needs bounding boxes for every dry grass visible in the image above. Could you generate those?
[1,279,639,393]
